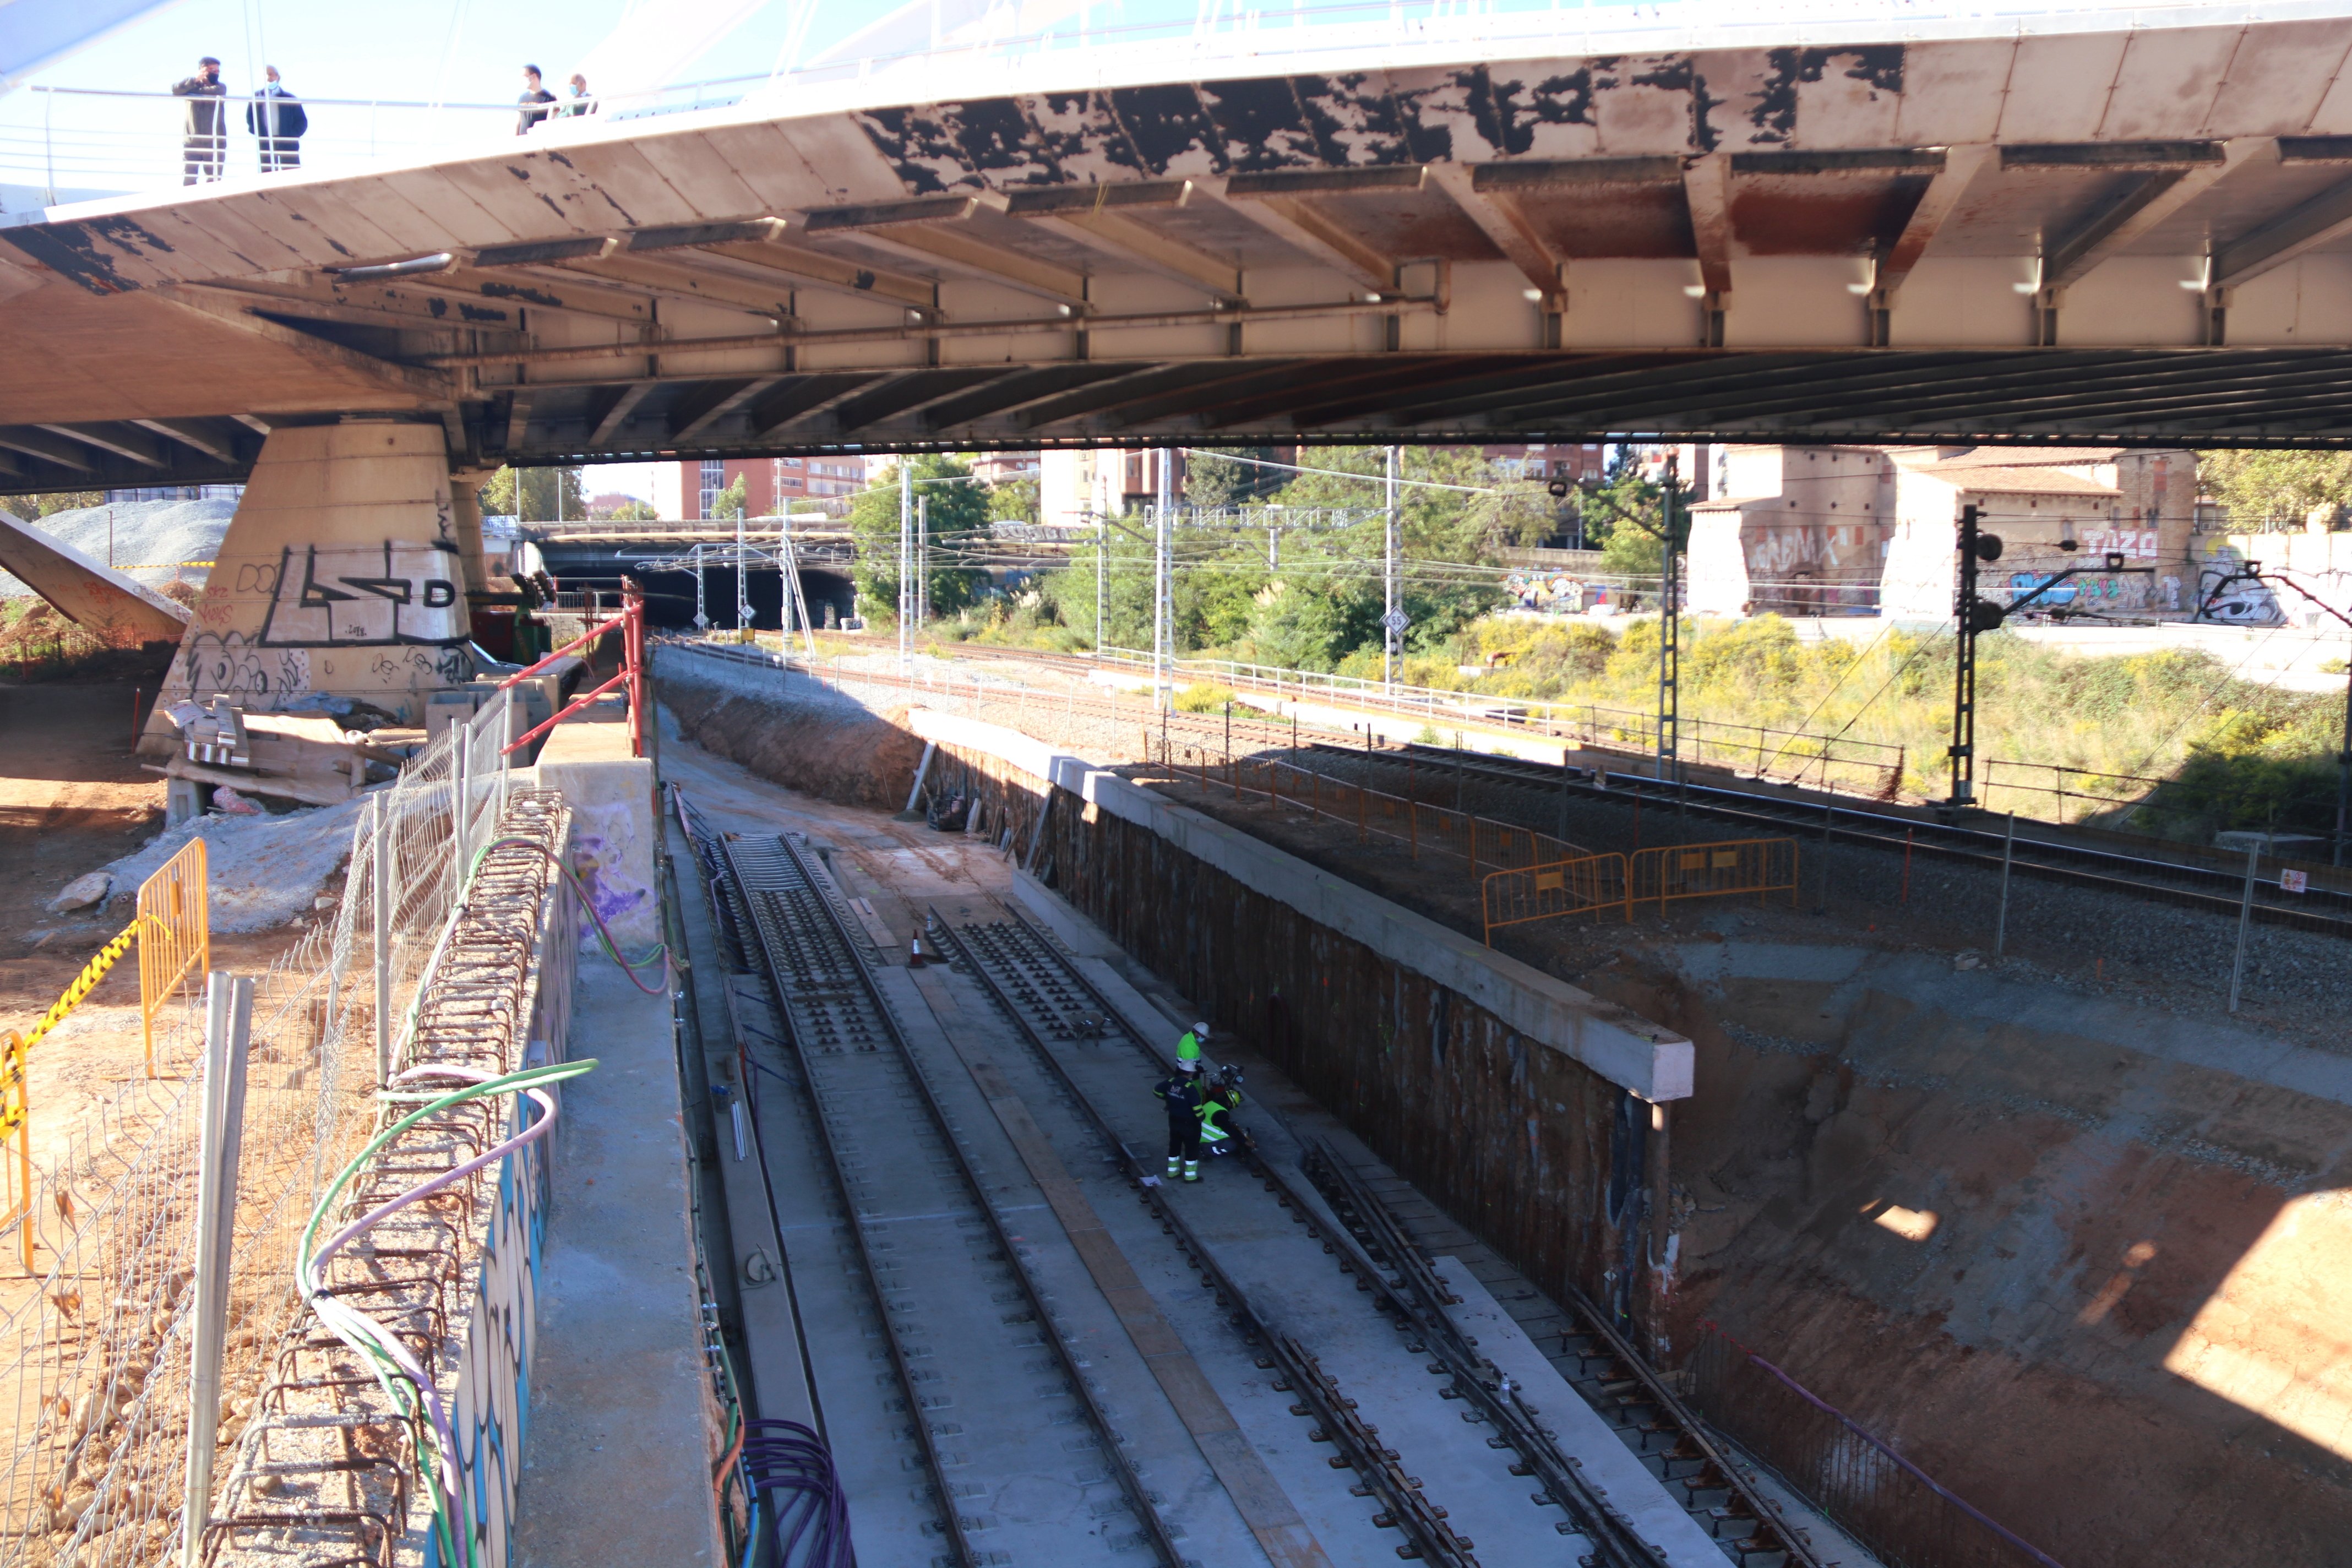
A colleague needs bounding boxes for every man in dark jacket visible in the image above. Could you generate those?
[247,67,307,172]
[516,66,558,135]
[1154,1064,1207,1183]
[172,57,227,184]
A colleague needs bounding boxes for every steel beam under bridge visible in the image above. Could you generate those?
[19,13,2352,478]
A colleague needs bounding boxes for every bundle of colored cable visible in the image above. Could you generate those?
[297,1058,597,1567]
[741,1419,852,1567]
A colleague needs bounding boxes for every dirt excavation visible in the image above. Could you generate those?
[656,646,2352,1568]
[660,673,923,811]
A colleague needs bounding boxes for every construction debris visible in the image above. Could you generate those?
[148,699,383,817]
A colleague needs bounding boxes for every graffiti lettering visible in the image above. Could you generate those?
[259,543,469,649]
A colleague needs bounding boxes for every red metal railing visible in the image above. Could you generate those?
[499,585,646,758]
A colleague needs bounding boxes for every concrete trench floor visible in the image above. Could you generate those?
[657,717,1875,1568]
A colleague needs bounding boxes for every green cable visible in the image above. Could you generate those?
[299,1059,597,1567]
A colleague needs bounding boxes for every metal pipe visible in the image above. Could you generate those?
[2229,839,2260,1012]
[373,794,393,1085]
[181,973,253,1568]
[420,295,1444,369]
[1994,809,2016,955]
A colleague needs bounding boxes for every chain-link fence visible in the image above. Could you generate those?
[0,688,529,1567]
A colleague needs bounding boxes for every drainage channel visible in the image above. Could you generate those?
[929,910,1685,1568]
[711,828,1183,1568]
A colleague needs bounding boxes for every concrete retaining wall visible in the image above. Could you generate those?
[906,704,1690,1339]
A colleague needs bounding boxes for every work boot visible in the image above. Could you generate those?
[1183,1161,1200,1183]
[1165,1157,1179,1178]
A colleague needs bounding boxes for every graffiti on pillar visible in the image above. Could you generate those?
[257,542,468,647]
[2195,545,2284,625]
[168,631,312,701]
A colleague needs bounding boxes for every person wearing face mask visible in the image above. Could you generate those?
[247,67,308,172]
[172,57,228,184]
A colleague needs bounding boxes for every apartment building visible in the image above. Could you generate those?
[650,455,869,519]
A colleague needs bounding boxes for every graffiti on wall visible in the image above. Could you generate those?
[167,631,312,702]
[2196,545,2285,625]
[1741,520,1879,611]
[256,542,469,647]
[442,1105,547,1568]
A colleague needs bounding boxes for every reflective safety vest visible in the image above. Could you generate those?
[1197,1084,1242,1144]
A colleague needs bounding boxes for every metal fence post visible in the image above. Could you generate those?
[1994,810,2017,956]
[2229,841,2260,1012]
[181,972,253,1568]
[373,794,394,1085]
[451,729,470,894]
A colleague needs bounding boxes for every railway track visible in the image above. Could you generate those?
[674,638,2352,937]
[1311,741,2352,938]
[690,799,1712,1565]
[930,909,1795,1568]
[705,826,1184,1568]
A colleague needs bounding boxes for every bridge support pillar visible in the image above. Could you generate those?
[139,419,476,755]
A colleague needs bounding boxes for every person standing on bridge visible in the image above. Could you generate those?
[515,65,558,135]
[563,73,596,118]
[172,57,228,184]
[246,67,307,172]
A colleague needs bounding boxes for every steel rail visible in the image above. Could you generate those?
[715,829,1185,1568]
[1323,741,2352,938]
[927,910,1485,1568]
[930,908,1713,1568]
[1305,1146,1825,1568]
[668,640,2352,936]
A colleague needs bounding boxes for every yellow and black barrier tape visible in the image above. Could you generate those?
[19,919,139,1058]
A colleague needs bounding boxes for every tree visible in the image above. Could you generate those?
[604,498,658,522]
[989,475,1040,524]
[1581,461,1670,581]
[0,491,107,521]
[1184,448,1284,508]
[478,466,585,522]
[2197,450,2352,530]
[710,472,748,520]
[848,455,992,623]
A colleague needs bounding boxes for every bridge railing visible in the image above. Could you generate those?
[7,1,2242,207]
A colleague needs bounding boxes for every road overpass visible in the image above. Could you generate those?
[13,6,2352,500]
[14,4,2352,734]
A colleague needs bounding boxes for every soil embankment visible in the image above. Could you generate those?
[660,666,923,811]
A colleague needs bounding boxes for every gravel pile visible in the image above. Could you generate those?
[96,794,367,933]
[0,498,232,596]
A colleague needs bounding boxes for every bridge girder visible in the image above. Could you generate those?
[17,19,2352,488]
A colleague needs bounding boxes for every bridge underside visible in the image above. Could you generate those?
[18,18,2352,487]
[6,346,2351,495]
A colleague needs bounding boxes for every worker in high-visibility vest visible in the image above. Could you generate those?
[1175,1022,1210,1068]
[1197,1064,1245,1157]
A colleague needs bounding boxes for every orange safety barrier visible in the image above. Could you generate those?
[137,837,209,1077]
[1630,837,1800,913]
[1481,853,1630,944]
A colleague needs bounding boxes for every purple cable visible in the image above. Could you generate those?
[305,1064,573,1555]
